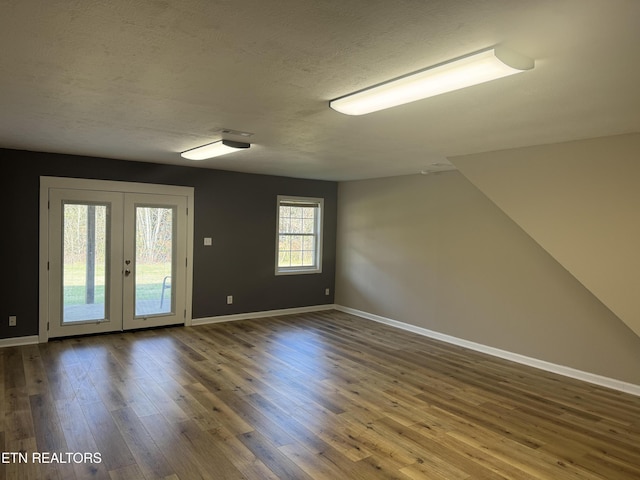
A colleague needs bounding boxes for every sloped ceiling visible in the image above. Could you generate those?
[1,0,639,180]
[452,133,640,338]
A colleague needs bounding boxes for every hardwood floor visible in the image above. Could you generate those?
[1,310,640,479]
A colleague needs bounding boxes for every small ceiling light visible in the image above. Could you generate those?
[181,139,250,160]
[330,46,534,115]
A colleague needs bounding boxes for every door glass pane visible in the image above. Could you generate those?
[62,202,109,323]
[135,205,174,316]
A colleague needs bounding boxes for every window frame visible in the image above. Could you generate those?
[275,195,324,275]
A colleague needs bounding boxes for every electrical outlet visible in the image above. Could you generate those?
[226,295,233,305]
[325,288,330,296]
[9,316,16,327]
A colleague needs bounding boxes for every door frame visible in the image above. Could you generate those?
[39,176,194,343]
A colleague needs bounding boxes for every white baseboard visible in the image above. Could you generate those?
[335,305,640,397]
[0,335,40,348]
[192,304,337,326]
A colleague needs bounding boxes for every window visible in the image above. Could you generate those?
[276,196,323,275]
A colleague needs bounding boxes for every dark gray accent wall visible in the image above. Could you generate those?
[1,148,337,339]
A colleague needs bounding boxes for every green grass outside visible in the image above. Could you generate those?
[63,262,171,306]
[63,283,170,306]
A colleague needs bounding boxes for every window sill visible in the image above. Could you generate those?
[275,268,322,276]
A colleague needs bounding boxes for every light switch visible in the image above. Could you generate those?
[204,237,212,246]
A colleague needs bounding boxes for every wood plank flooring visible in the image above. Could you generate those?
[1,310,639,479]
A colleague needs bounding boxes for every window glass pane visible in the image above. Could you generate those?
[279,216,290,233]
[278,251,290,267]
[290,250,302,266]
[291,235,303,251]
[279,235,290,251]
[290,217,302,233]
[303,236,314,250]
[302,251,314,266]
[302,218,315,233]
[135,206,174,317]
[62,203,108,323]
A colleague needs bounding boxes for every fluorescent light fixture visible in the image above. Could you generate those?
[330,46,534,115]
[181,139,250,160]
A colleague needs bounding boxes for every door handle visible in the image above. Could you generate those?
[125,269,131,276]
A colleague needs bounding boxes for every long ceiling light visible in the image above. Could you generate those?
[330,46,534,115]
[181,139,250,160]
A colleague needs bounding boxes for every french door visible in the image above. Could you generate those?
[40,178,193,340]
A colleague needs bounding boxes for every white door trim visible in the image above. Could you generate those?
[39,176,195,343]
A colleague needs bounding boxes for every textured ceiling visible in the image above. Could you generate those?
[1,0,639,180]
